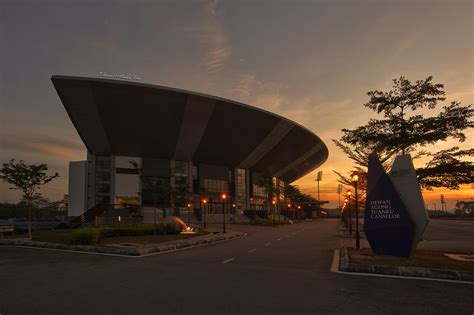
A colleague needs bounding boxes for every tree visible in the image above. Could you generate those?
[255,172,280,211]
[336,76,473,190]
[454,200,474,217]
[0,159,59,239]
[130,160,170,235]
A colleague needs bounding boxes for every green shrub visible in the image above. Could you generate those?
[71,228,101,245]
[100,225,155,237]
[69,223,184,245]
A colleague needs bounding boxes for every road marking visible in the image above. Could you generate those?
[277,238,282,241]
[264,242,272,246]
[221,258,235,264]
[248,249,257,253]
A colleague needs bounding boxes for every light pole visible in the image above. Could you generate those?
[337,184,343,212]
[347,189,352,235]
[272,200,276,226]
[287,203,291,220]
[343,198,349,228]
[297,205,301,220]
[202,198,208,229]
[221,193,227,233]
[187,202,192,226]
[232,203,236,224]
[351,174,360,249]
[316,171,323,216]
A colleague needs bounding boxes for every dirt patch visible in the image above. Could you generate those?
[348,248,474,272]
[7,229,209,245]
[99,230,209,245]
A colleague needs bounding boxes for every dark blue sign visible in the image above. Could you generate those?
[364,154,415,257]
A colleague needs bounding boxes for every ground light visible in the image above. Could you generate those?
[180,225,196,235]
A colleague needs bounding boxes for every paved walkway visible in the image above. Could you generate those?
[339,218,474,252]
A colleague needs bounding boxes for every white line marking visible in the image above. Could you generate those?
[248,248,256,253]
[330,250,474,285]
[277,238,282,241]
[222,258,235,264]
[264,242,272,246]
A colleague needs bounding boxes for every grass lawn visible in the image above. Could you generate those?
[7,227,209,245]
[349,248,474,272]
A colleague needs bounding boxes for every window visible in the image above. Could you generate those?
[116,168,139,174]
[202,179,228,193]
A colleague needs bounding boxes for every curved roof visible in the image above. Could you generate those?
[51,75,328,182]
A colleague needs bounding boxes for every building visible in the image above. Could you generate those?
[51,75,328,218]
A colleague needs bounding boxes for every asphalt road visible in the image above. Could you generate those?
[1,219,472,314]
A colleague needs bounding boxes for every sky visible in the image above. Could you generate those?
[1,0,473,210]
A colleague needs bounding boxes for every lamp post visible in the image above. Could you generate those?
[351,174,360,249]
[347,190,352,235]
[187,202,192,226]
[272,200,276,227]
[232,203,236,224]
[221,193,227,233]
[343,198,349,228]
[297,205,301,220]
[202,199,208,229]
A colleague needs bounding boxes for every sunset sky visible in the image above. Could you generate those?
[1,0,472,210]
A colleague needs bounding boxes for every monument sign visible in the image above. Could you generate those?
[364,154,429,257]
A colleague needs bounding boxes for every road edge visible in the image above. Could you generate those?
[0,231,247,258]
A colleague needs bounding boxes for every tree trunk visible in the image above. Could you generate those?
[153,196,157,236]
[28,204,32,240]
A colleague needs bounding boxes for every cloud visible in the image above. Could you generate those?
[198,1,232,76]
[1,135,84,162]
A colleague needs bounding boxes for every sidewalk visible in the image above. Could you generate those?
[335,222,474,282]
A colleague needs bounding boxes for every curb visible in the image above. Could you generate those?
[338,247,474,283]
[0,231,247,257]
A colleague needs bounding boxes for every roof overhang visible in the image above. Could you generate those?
[52,75,328,182]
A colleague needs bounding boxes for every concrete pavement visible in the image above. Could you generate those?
[1,219,472,314]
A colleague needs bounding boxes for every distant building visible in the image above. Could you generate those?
[52,76,328,217]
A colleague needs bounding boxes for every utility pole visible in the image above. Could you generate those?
[316,171,323,215]
[440,194,446,211]
[337,184,343,211]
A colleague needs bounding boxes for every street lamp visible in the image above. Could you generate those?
[232,203,236,224]
[221,193,227,233]
[347,189,352,235]
[343,198,349,228]
[201,198,208,229]
[187,202,192,226]
[351,174,360,249]
[272,200,276,227]
[297,205,301,220]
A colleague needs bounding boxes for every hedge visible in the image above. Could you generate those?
[70,224,182,245]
